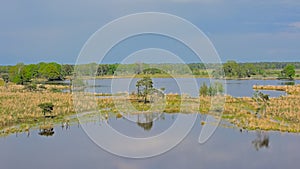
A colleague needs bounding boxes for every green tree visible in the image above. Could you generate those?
[9,63,26,84]
[108,64,118,75]
[223,60,239,77]
[244,63,257,77]
[281,64,296,79]
[61,64,74,77]
[21,64,38,82]
[97,64,109,76]
[39,62,63,81]
[136,77,153,103]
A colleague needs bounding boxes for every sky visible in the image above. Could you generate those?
[0,0,300,65]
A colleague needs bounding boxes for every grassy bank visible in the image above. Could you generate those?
[222,84,300,132]
[1,84,300,137]
[0,84,75,136]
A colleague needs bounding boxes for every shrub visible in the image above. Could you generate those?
[214,82,224,94]
[38,102,54,116]
[200,82,224,96]
[1,74,9,87]
[199,83,208,96]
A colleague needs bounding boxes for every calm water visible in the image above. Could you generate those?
[85,78,300,97]
[1,114,300,169]
[1,78,300,169]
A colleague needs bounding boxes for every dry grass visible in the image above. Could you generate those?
[1,84,300,136]
[0,84,75,135]
[223,84,300,132]
[62,83,300,133]
[253,84,300,95]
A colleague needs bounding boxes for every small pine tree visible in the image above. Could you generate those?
[136,77,153,103]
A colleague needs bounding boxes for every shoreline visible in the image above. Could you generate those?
[83,75,300,80]
[1,84,300,137]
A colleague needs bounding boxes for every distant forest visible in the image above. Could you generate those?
[0,61,299,84]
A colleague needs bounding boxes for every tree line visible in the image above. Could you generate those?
[212,61,297,79]
[0,62,73,84]
[0,61,298,84]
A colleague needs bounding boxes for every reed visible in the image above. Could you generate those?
[1,84,300,136]
[0,85,75,135]
[224,84,300,132]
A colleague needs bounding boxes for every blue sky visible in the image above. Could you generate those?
[0,0,300,65]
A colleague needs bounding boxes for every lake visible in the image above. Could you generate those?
[85,78,300,97]
[1,113,300,169]
[1,78,300,169]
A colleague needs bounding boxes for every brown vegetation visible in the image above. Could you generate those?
[223,84,300,132]
[1,84,300,136]
[0,84,74,135]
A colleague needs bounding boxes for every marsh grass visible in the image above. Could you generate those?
[0,85,75,136]
[224,85,300,132]
[1,84,300,136]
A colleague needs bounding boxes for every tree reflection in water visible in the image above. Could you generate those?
[136,113,160,131]
[252,131,269,151]
[38,127,55,137]
[137,121,153,131]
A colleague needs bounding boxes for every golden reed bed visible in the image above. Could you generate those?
[0,84,300,136]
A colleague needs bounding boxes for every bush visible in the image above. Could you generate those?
[200,82,224,96]
[1,74,9,87]
[214,82,224,94]
[38,102,54,116]
[199,83,208,96]
[1,74,9,83]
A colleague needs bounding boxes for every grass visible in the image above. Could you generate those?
[253,85,300,95]
[0,84,75,136]
[222,84,300,132]
[1,83,300,136]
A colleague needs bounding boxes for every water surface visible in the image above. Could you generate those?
[1,113,300,169]
[84,78,299,97]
